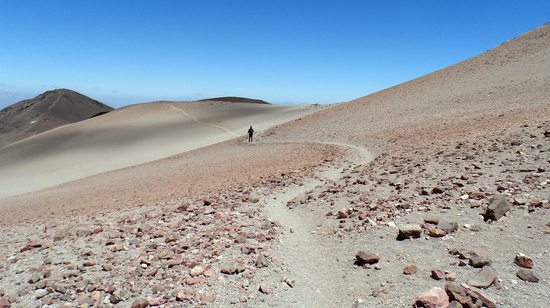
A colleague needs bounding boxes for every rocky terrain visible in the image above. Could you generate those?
[1,22,550,308]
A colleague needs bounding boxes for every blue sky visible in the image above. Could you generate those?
[0,1,549,108]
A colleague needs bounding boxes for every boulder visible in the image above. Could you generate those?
[355,251,380,265]
[467,266,496,288]
[397,224,422,240]
[516,268,540,283]
[414,287,449,308]
[482,195,510,221]
[514,253,533,269]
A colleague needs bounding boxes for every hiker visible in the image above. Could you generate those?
[248,126,254,142]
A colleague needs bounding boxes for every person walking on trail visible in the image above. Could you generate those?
[248,126,254,142]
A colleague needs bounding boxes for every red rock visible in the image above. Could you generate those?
[431,187,444,194]
[403,264,417,275]
[131,299,150,308]
[355,251,380,265]
[427,228,447,237]
[185,277,208,285]
[414,287,449,308]
[431,269,445,280]
[514,253,533,268]
[259,284,271,294]
[0,298,10,308]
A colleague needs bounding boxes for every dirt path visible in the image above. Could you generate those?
[165,103,240,137]
[46,90,64,113]
[261,142,373,306]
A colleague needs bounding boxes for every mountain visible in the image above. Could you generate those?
[0,99,319,199]
[263,23,550,151]
[0,89,113,147]
[199,96,270,104]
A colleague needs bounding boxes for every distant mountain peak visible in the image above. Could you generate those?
[0,89,113,147]
[198,96,270,105]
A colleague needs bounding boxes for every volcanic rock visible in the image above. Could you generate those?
[467,266,496,288]
[397,224,422,240]
[414,287,449,308]
[514,253,533,268]
[483,195,510,221]
[516,268,540,283]
[355,251,380,265]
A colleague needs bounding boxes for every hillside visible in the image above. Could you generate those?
[0,100,320,199]
[199,96,271,105]
[0,24,549,307]
[0,89,113,147]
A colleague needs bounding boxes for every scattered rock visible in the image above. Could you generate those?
[355,251,380,265]
[190,265,205,277]
[424,216,440,225]
[403,264,417,275]
[439,221,459,234]
[514,253,533,269]
[397,224,422,240]
[431,269,445,280]
[414,287,449,308]
[285,278,295,288]
[0,298,9,308]
[467,266,497,288]
[445,271,458,281]
[469,255,492,268]
[131,299,150,308]
[259,284,271,294]
[427,228,447,237]
[483,195,510,221]
[431,187,444,194]
[461,284,497,308]
[516,268,540,283]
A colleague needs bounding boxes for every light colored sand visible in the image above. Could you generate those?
[0,101,319,199]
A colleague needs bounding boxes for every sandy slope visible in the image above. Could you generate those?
[0,100,319,199]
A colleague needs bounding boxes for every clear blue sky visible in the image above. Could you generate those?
[1,1,549,108]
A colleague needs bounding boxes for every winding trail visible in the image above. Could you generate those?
[47,90,64,114]
[261,141,373,307]
[165,103,240,137]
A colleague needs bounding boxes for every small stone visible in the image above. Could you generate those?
[424,216,439,225]
[0,298,9,308]
[461,284,497,308]
[439,221,459,234]
[516,268,540,283]
[445,271,458,281]
[190,265,205,277]
[445,283,476,308]
[337,209,349,219]
[403,264,417,275]
[75,294,95,305]
[514,253,533,269]
[185,277,208,285]
[431,269,445,280]
[34,289,48,299]
[131,299,150,308]
[483,195,510,221]
[469,255,492,268]
[285,279,295,288]
[427,228,447,238]
[432,187,444,194]
[414,287,449,308]
[397,224,422,240]
[467,266,497,288]
[28,273,41,284]
[255,255,270,268]
[355,251,380,265]
[259,284,271,294]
